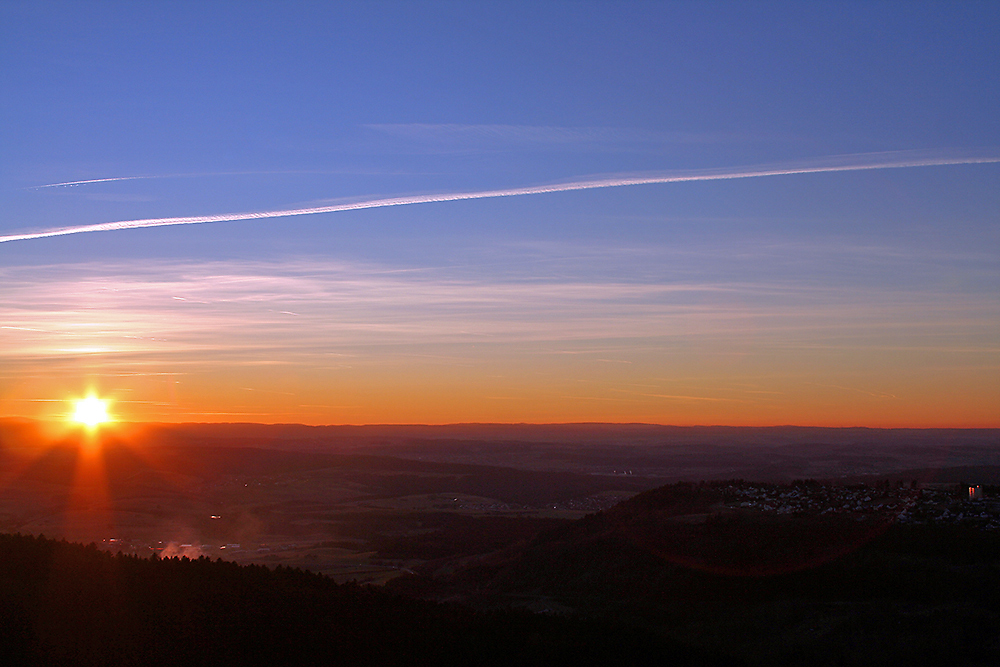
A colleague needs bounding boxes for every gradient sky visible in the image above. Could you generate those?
[1,1,998,426]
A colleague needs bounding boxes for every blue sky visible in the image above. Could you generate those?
[1,1,997,425]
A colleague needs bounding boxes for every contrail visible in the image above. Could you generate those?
[3,149,998,244]
[31,176,148,188]
[27,169,417,189]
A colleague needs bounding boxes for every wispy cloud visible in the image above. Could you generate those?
[2,256,995,368]
[610,388,743,402]
[3,253,995,423]
[27,169,416,191]
[364,123,738,146]
[4,149,998,244]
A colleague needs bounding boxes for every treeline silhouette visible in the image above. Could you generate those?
[0,532,717,667]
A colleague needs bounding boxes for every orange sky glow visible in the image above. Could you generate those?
[1,256,997,428]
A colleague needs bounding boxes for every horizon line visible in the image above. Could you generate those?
[2,417,996,430]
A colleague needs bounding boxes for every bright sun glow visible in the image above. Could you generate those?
[73,396,110,427]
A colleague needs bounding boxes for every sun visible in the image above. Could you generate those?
[72,396,110,427]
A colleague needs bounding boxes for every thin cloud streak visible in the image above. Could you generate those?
[31,176,148,189]
[364,123,740,146]
[4,149,998,244]
[28,170,414,190]
[2,258,995,365]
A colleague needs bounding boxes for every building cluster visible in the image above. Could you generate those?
[720,481,916,517]
[553,494,635,512]
[717,481,1000,530]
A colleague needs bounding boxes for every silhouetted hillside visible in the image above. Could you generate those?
[0,532,715,667]
[390,482,1000,666]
